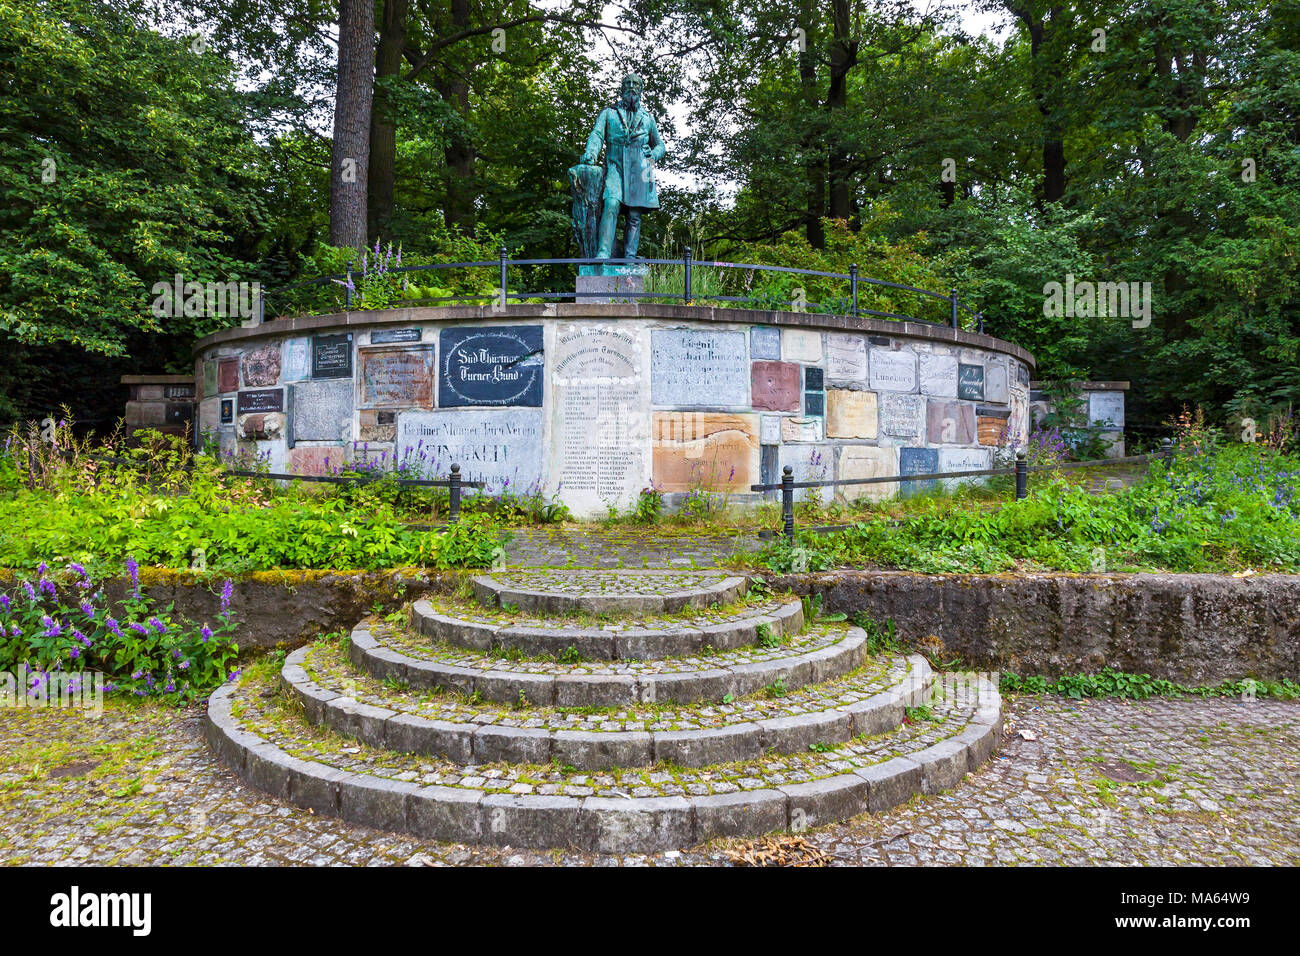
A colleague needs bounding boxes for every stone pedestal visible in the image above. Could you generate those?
[576,273,645,304]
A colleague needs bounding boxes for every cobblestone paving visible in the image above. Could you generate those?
[416,592,788,630]
[484,568,737,596]
[504,527,761,568]
[2,694,1295,865]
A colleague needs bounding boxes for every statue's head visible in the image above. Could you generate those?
[619,74,643,110]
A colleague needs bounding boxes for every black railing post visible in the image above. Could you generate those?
[950,288,959,329]
[977,312,983,334]
[850,263,859,317]
[1162,438,1174,469]
[498,246,508,310]
[345,261,354,309]
[781,465,795,543]
[257,286,265,325]
[449,463,462,523]
[1015,451,1028,500]
[684,245,693,305]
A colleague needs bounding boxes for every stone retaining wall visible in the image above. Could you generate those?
[768,571,1300,683]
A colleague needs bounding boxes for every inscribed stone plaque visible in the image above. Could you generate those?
[217,358,240,393]
[1009,391,1029,446]
[650,330,747,406]
[804,391,825,417]
[291,380,353,442]
[289,445,346,477]
[826,389,878,439]
[360,346,434,408]
[919,354,958,397]
[869,349,917,393]
[551,325,648,517]
[165,403,192,425]
[750,326,781,361]
[751,361,800,411]
[220,398,233,424]
[939,447,993,490]
[957,363,985,402]
[826,334,867,381]
[804,366,824,390]
[203,361,218,398]
[838,446,897,502]
[899,447,940,498]
[1017,363,1031,387]
[777,444,832,502]
[165,383,195,400]
[651,412,757,492]
[440,326,544,407]
[397,409,544,493]
[1088,392,1125,428]
[313,333,354,379]
[760,415,782,445]
[243,344,281,387]
[879,393,924,438]
[781,329,822,363]
[926,400,976,445]
[359,409,397,443]
[237,388,283,414]
[283,337,311,382]
[781,417,822,443]
[984,363,1009,404]
[370,328,422,345]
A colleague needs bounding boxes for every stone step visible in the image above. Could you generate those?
[471,569,748,615]
[207,669,1002,852]
[413,594,803,661]
[375,614,844,707]
[283,635,929,770]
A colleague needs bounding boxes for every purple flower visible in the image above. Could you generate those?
[220,580,233,614]
[41,616,61,638]
[148,617,167,633]
[179,660,190,670]
[129,622,150,635]
[165,680,175,693]
[0,594,9,612]
[106,617,122,637]
[69,562,87,578]
[80,601,94,617]
[22,581,36,602]
[200,625,213,642]
[172,648,181,659]
[37,562,48,576]
[132,670,144,679]
[9,625,21,638]
[39,578,56,598]
[125,555,139,588]
[69,647,79,659]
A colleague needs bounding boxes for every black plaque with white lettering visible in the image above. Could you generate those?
[220,399,234,424]
[237,388,283,414]
[312,333,353,379]
[439,326,544,407]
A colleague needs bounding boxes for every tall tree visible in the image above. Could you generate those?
[328,0,374,253]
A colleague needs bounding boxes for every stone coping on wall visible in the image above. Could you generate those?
[191,303,1037,369]
[1030,380,1129,391]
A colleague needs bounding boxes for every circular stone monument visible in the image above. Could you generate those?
[192,302,1034,517]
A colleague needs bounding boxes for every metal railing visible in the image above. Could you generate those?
[752,440,1175,542]
[257,249,986,333]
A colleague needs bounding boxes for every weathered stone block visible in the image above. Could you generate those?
[826,389,878,439]
[837,445,896,502]
[651,411,758,492]
[926,400,976,445]
[751,361,801,411]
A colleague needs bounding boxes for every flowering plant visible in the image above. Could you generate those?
[0,560,239,703]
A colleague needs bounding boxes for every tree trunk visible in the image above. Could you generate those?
[441,0,476,236]
[329,0,375,254]
[825,0,858,224]
[368,0,408,241]
[799,0,824,247]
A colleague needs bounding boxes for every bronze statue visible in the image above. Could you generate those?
[569,74,666,265]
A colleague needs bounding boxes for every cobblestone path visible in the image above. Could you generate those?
[3,694,1294,866]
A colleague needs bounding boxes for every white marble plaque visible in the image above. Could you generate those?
[397,409,544,494]
[781,417,822,443]
[869,349,917,392]
[939,447,993,491]
[879,393,925,437]
[760,415,782,445]
[292,380,353,442]
[551,325,649,517]
[984,362,1009,404]
[826,334,867,381]
[781,328,823,363]
[651,329,748,406]
[1088,392,1125,428]
[919,354,959,397]
[282,337,312,382]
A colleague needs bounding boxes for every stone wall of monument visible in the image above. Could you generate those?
[192,304,1035,517]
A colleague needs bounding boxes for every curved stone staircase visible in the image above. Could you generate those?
[206,571,1003,852]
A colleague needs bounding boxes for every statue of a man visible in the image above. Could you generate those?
[578,74,666,261]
